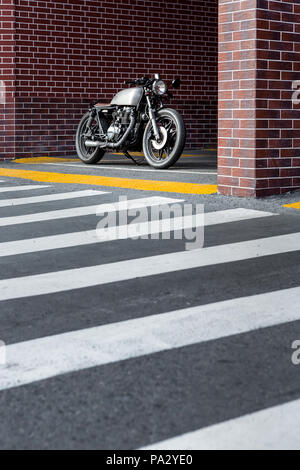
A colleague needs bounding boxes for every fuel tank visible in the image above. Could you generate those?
[111,87,143,106]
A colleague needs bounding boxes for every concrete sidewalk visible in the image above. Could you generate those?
[14,148,218,171]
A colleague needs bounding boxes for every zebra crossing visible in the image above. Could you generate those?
[1,286,300,393]
[0,195,180,226]
[0,177,299,450]
[0,208,275,258]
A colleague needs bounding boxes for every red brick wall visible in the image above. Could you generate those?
[0,0,15,160]
[218,0,300,197]
[14,0,218,158]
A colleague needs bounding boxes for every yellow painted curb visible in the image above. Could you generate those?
[15,157,79,164]
[283,202,300,209]
[0,168,217,195]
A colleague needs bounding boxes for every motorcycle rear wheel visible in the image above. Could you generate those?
[76,112,106,164]
[142,108,186,169]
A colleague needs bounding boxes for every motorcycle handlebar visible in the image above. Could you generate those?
[124,77,151,86]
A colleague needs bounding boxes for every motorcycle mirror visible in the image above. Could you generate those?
[172,78,181,89]
[154,73,160,80]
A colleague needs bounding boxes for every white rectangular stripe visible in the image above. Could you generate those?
[0,196,182,226]
[141,399,300,450]
[1,286,300,392]
[0,185,50,193]
[0,189,108,207]
[0,232,298,301]
[0,209,275,257]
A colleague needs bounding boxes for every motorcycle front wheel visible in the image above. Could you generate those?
[76,112,106,164]
[142,108,186,169]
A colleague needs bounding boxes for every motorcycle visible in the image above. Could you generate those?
[75,74,186,169]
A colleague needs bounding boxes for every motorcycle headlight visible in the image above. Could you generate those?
[153,80,167,96]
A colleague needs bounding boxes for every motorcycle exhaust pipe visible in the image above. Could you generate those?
[84,140,101,148]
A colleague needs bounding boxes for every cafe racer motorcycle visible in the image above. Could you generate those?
[75,74,186,169]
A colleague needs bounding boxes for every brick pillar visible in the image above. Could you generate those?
[0,0,15,160]
[218,0,300,197]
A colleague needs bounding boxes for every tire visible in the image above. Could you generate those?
[76,112,106,164]
[142,108,186,169]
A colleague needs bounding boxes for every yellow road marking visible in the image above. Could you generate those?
[0,168,217,195]
[283,202,300,209]
[15,157,79,164]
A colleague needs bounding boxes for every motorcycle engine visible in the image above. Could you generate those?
[107,122,122,142]
[107,108,132,142]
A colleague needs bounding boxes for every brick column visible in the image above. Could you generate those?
[0,0,15,160]
[218,0,300,197]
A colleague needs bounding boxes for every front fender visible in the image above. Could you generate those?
[155,106,174,114]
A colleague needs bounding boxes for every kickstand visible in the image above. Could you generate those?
[123,151,143,166]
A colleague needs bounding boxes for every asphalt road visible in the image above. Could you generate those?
[0,158,299,450]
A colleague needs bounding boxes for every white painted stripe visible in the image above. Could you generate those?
[141,398,300,450]
[0,189,107,208]
[0,209,275,257]
[0,196,181,226]
[204,208,275,224]
[42,162,218,176]
[0,185,50,193]
[0,232,298,301]
[1,286,300,392]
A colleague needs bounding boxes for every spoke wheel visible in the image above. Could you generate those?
[143,109,186,169]
[76,112,107,164]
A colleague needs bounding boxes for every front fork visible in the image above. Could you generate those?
[146,96,161,142]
